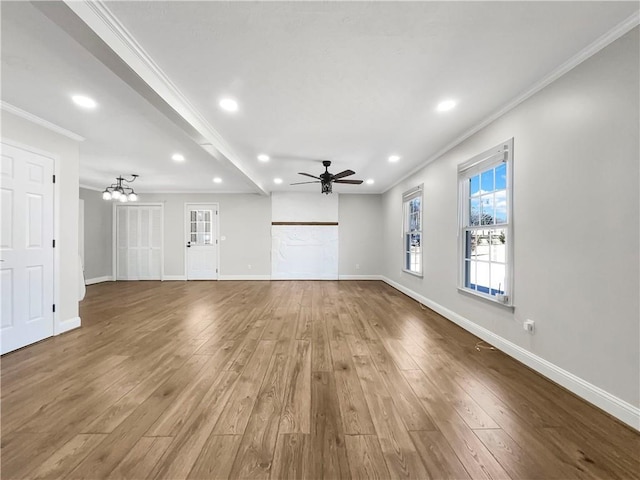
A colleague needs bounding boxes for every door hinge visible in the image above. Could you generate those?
[52,239,56,248]
[52,174,56,183]
[216,210,218,215]
[216,239,218,245]
[216,268,218,273]
[52,304,56,313]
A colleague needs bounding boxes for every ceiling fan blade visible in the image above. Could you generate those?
[332,169,355,180]
[334,179,364,184]
[298,172,321,180]
[290,181,321,185]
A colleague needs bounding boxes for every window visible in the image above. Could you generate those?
[458,139,513,305]
[403,185,423,276]
[190,209,213,245]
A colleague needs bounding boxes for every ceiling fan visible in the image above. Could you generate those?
[291,160,363,194]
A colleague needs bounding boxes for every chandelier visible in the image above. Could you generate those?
[102,174,139,202]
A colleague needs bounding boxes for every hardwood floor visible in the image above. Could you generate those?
[1,280,638,479]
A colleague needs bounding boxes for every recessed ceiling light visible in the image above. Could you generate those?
[437,99,457,112]
[71,95,97,109]
[172,153,185,162]
[257,154,270,162]
[274,178,283,184]
[219,98,238,112]
[366,179,375,185]
[388,155,400,163]
[213,177,222,183]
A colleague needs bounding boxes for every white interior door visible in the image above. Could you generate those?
[116,205,163,280]
[185,204,218,280]
[1,142,55,354]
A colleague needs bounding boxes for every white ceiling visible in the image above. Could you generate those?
[1,1,638,195]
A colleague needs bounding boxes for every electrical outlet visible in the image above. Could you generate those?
[248,264,252,270]
[356,264,360,270]
[523,319,535,333]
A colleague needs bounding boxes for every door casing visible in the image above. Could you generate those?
[184,202,219,280]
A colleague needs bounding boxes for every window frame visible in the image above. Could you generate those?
[189,209,214,245]
[402,184,424,277]
[457,139,514,306]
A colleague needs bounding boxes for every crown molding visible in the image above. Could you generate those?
[384,10,640,194]
[1,102,85,142]
[131,190,261,195]
[62,0,267,195]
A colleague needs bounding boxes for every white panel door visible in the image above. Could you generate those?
[116,205,162,280]
[185,204,218,280]
[0,142,54,354]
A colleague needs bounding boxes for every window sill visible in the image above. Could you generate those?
[457,287,515,310]
[402,269,423,278]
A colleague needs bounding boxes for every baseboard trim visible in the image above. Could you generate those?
[85,275,113,285]
[338,275,383,280]
[270,275,338,280]
[162,275,187,281]
[380,276,640,431]
[55,316,81,336]
[219,275,271,281]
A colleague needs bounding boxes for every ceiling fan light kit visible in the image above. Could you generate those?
[292,160,363,194]
[102,174,139,202]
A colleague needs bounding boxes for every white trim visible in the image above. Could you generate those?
[271,274,339,280]
[401,269,424,278]
[384,11,640,194]
[55,316,81,335]
[1,102,85,142]
[380,276,640,431]
[338,275,383,280]
[162,275,187,281]
[457,287,515,310]
[184,203,220,280]
[111,202,117,280]
[457,141,510,175]
[219,275,271,281]
[131,190,257,195]
[62,0,267,195]
[403,184,423,276]
[458,138,514,306]
[85,275,113,285]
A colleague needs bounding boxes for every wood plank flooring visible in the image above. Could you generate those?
[1,280,638,479]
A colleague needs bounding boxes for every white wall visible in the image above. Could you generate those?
[271,192,340,280]
[1,110,81,334]
[272,192,338,222]
[137,193,272,278]
[79,187,112,281]
[381,28,639,413]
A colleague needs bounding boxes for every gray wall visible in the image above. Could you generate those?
[339,194,382,276]
[79,188,113,280]
[139,193,272,277]
[135,192,383,278]
[381,28,639,407]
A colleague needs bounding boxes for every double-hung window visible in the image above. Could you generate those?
[403,185,423,276]
[458,139,513,305]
